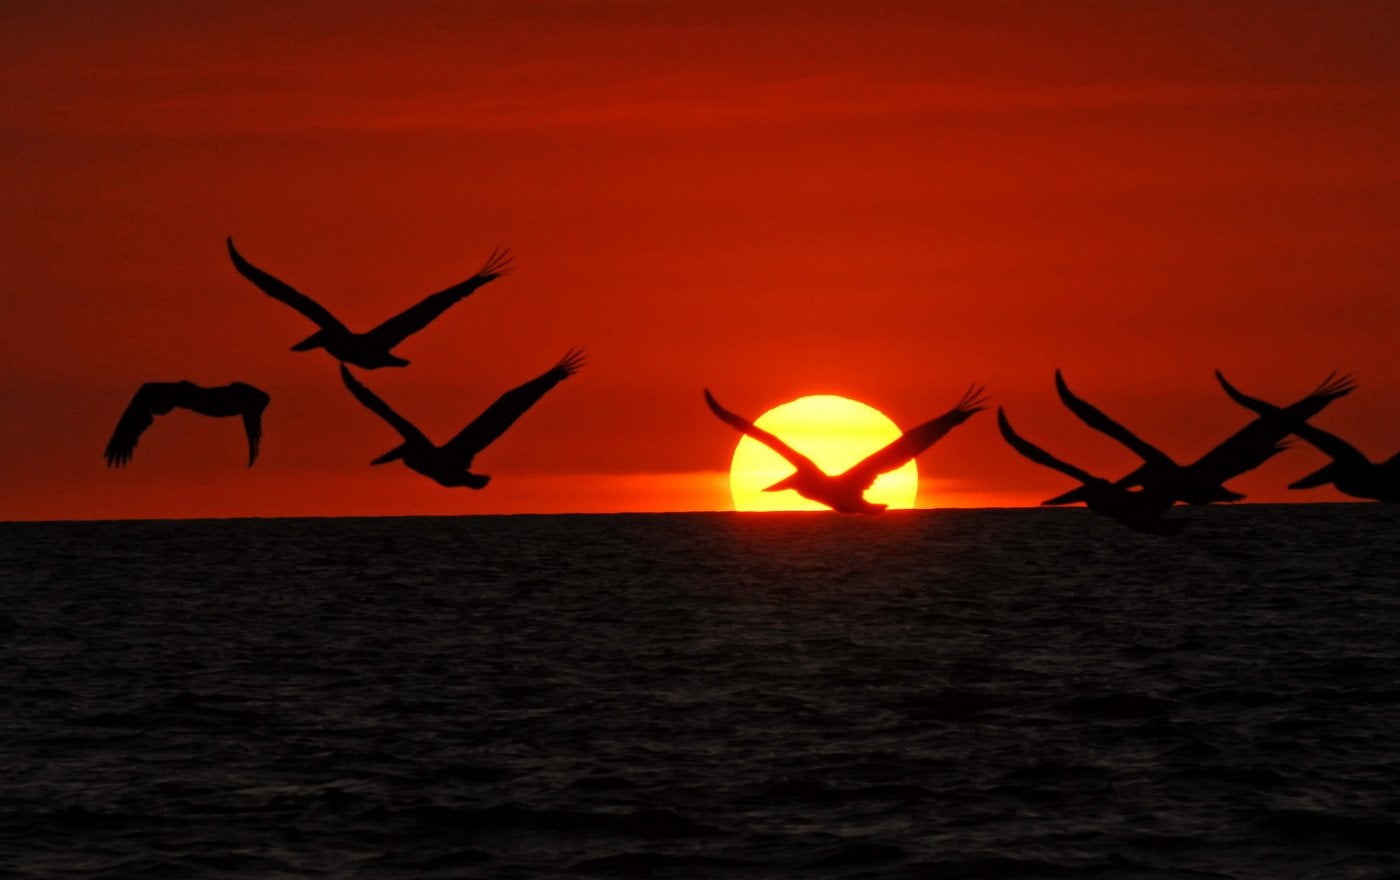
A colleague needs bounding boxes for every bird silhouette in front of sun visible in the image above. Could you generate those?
[704,385,987,514]
[105,381,270,468]
[227,237,511,369]
[1050,368,1354,506]
[1216,370,1398,503]
[340,350,585,489]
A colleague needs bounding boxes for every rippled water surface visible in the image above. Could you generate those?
[3,506,1400,878]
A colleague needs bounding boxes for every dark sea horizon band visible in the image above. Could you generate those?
[3,505,1398,878]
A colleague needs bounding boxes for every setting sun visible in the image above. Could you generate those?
[727,395,919,512]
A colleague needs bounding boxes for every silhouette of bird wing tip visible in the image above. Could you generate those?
[960,383,990,411]
[1054,369,1075,395]
[479,247,514,277]
[1318,371,1357,397]
[555,348,586,375]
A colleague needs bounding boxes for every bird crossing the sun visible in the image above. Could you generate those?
[704,385,987,514]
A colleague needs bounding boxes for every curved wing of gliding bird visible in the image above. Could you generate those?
[703,389,824,478]
[1054,369,1176,470]
[843,384,988,487]
[443,349,586,461]
[365,248,513,349]
[227,238,350,336]
[1192,370,1356,484]
[339,365,432,449]
[105,381,270,467]
[996,407,1099,487]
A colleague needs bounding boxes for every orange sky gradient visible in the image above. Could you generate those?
[3,1,1398,520]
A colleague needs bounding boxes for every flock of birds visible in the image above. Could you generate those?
[105,239,585,490]
[104,242,1396,530]
[704,369,1396,533]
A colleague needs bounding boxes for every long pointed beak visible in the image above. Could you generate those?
[1042,486,1089,505]
[764,474,798,492]
[1289,463,1337,490]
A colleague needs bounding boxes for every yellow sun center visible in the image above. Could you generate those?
[727,395,919,512]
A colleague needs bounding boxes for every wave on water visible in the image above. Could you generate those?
[2,505,1399,878]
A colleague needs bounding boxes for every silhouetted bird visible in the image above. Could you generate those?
[105,381,270,468]
[1216,370,1397,502]
[227,237,511,369]
[1050,369,1354,506]
[996,408,1183,535]
[339,350,584,489]
[704,386,987,514]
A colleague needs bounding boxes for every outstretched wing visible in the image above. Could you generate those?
[1289,422,1371,469]
[1214,369,1279,418]
[444,349,583,459]
[997,407,1097,485]
[1055,369,1175,468]
[1216,369,1369,469]
[1194,371,1356,482]
[365,248,512,348]
[704,388,823,476]
[104,382,196,467]
[228,237,350,334]
[339,365,431,446]
[844,385,988,486]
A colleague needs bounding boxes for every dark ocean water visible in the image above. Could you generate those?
[3,505,1399,879]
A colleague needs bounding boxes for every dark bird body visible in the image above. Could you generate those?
[996,408,1182,535]
[227,237,510,369]
[1217,371,1398,503]
[105,381,270,467]
[340,350,584,489]
[704,386,987,514]
[1050,369,1354,506]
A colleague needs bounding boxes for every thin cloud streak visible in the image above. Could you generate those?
[11,65,1399,136]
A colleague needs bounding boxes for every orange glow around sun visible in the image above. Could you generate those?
[728,395,919,512]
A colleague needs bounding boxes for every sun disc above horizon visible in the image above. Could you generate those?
[728,395,919,512]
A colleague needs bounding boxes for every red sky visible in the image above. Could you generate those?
[4,1,1398,519]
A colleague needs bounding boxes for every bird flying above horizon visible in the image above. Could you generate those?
[1216,371,1398,503]
[227,237,511,369]
[996,407,1183,535]
[339,350,585,489]
[704,385,987,514]
[1050,369,1355,506]
[105,381,270,468]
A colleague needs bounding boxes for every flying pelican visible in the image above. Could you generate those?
[105,381,270,468]
[227,237,511,369]
[1050,369,1355,506]
[703,385,987,514]
[1216,371,1397,503]
[996,408,1183,535]
[339,350,584,488]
